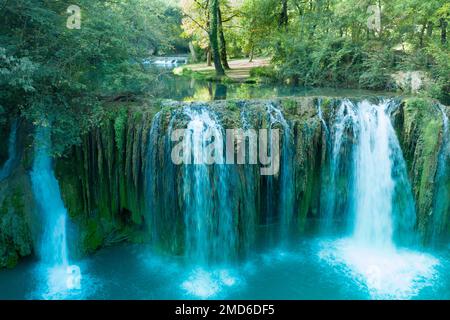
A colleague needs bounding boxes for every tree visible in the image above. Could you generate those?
[0,0,183,155]
[237,0,448,102]
[240,0,279,60]
[209,0,226,75]
[180,0,212,65]
[279,0,288,27]
[218,6,231,69]
[181,0,237,69]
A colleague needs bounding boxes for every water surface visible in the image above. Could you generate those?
[1,237,449,300]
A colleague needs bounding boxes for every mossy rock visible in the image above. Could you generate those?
[0,190,33,268]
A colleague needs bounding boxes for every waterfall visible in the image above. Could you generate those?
[146,111,163,245]
[320,99,416,241]
[182,107,236,264]
[31,127,69,267]
[0,120,18,181]
[317,99,329,137]
[31,126,81,299]
[162,106,242,299]
[320,100,437,299]
[266,104,294,241]
[322,100,347,230]
[352,100,416,248]
[149,109,185,254]
[321,100,357,233]
[239,106,258,254]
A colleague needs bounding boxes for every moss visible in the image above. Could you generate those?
[416,117,441,230]
[114,108,128,153]
[292,112,322,232]
[320,98,333,109]
[0,121,10,164]
[55,104,155,256]
[399,98,444,238]
[281,99,298,111]
[226,101,239,112]
[83,219,105,253]
[0,189,32,269]
[5,253,19,269]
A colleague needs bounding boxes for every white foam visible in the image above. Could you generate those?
[31,263,94,300]
[181,267,240,299]
[319,239,439,299]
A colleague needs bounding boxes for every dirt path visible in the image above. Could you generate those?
[182,58,270,82]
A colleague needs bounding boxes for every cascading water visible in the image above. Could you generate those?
[146,111,163,245]
[31,126,81,299]
[181,107,236,264]
[266,104,294,242]
[177,106,240,298]
[31,127,69,267]
[239,106,258,254]
[352,100,415,248]
[321,100,357,233]
[147,109,187,254]
[317,99,329,137]
[320,100,438,299]
[3,99,450,300]
[0,120,18,181]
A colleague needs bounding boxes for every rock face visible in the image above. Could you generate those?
[0,97,448,268]
[394,98,450,242]
[0,120,34,268]
[391,71,430,93]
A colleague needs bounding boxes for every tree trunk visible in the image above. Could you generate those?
[279,0,288,28]
[189,42,197,63]
[209,0,225,76]
[440,18,448,45]
[206,48,212,66]
[249,44,254,63]
[419,21,427,48]
[218,6,230,70]
[427,21,433,37]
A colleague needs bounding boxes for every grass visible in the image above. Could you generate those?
[174,58,270,83]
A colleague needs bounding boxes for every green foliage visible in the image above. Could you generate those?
[272,35,365,87]
[114,108,128,153]
[83,219,105,253]
[400,98,444,235]
[0,0,184,155]
[425,41,450,103]
[359,45,397,90]
[249,66,277,82]
[240,0,449,100]
[0,189,32,268]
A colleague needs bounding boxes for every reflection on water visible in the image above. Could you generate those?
[146,67,391,102]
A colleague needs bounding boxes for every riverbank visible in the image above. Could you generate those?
[174,58,270,83]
